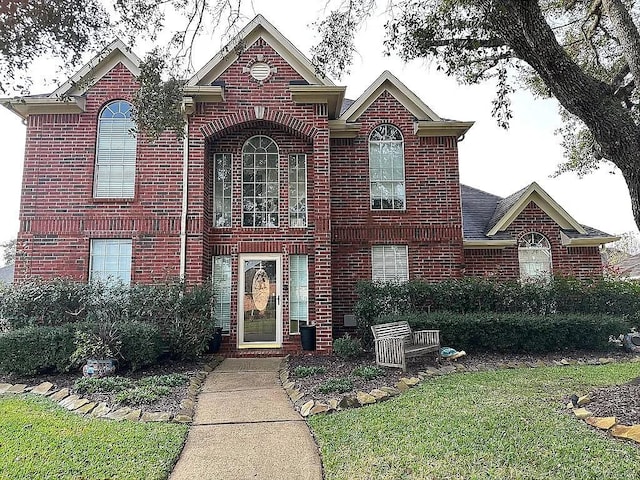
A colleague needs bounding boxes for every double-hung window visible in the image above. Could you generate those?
[94,100,137,198]
[372,245,409,283]
[369,124,405,210]
[89,239,132,285]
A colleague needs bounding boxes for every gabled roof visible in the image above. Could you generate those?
[1,38,141,119]
[340,71,441,122]
[461,183,617,248]
[51,38,141,97]
[187,14,333,87]
[486,182,586,236]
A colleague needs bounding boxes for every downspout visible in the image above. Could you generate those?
[179,100,194,280]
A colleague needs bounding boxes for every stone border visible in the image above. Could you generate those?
[0,356,223,423]
[569,394,640,444]
[280,355,640,417]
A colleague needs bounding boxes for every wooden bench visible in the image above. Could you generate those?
[371,321,440,371]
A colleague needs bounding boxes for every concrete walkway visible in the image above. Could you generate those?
[169,358,323,480]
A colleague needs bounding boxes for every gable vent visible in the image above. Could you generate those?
[250,62,271,81]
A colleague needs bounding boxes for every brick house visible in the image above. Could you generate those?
[2,16,617,355]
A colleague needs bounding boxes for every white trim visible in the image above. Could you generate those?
[187,14,334,87]
[179,115,189,280]
[241,135,280,228]
[487,182,587,236]
[237,254,283,349]
[340,71,441,123]
[369,124,406,211]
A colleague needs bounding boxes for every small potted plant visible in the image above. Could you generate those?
[208,326,223,354]
[71,321,122,377]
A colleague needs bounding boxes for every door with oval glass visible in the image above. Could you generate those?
[238,254,282,348]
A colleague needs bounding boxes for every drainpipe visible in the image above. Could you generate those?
[179,99,194,280]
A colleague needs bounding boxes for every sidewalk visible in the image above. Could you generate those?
[169,357,323,480]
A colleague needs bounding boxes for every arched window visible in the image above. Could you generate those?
[518,232,552,281]
[94,100,137,198]
[369,124,405,210]
[242,135,279,227]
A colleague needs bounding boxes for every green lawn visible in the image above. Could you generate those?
[0,395,188,480]
[309,363,640,480]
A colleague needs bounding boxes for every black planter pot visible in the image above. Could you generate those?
[300,324,316,351]
[208,328,223,354]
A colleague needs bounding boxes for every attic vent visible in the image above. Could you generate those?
[250,62,271,81]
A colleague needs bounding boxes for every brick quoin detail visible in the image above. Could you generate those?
[14,32,607,357]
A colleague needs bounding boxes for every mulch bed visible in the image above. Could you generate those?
[0,359,205,415]
[289,350,640,423]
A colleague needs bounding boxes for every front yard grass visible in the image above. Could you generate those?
[309,362,640,480]
[0,395,188,480]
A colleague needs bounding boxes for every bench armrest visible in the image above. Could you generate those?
[412,329,440,346]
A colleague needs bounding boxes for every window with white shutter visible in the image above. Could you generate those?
[94,100,137,198]
[289,255,308,334]
[89,239,132,285]
[213,256,232,332]
[369,124,405,210]
[372,245,409,283]
[518,232,552,281]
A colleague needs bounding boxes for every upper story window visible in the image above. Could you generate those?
[369,124,405,210]
[213,153,232,227]
[518,232,552,281]
[288,154,307,227]
[94,100,137,198]
[242,135,279,227]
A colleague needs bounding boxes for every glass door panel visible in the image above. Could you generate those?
[241,258,278,344]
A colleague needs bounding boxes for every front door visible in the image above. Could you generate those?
[238,254,282,348]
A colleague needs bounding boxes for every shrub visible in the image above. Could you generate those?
[351,366,383,380]
[293,366,327,377]
[73,376,134,394]
[316,378,353,394]
[117,321,164,371]
[333,334,363,359]
[115,385,172,406]
[0,323,78,375]
[138,374,188,388]
[375,312,634,353]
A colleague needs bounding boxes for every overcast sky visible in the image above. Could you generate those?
[1,1,638,263]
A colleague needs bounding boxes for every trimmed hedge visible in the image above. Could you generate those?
[0,321,164,376]
[375,312,634,353]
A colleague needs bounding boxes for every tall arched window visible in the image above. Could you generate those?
[369,124,405,210]
[518,232,552,281]
[242,135,279,227]
[94,100,137,198]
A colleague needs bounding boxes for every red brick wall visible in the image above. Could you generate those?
[330,92,464,332]
[16,63,183,283]
[463,202,603,279]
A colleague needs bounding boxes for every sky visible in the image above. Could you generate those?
[1,1,638,264]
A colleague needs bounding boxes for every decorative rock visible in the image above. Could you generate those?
[91,403,111,418]
[141,411,170,422]
[58,395,80,408]
[577,395,591,406]
[573,407,592,419]
[64,397,90,411]
[174,414,192,423]
[401,377,420,386]
[31,382,54,395]
[124,409,142,421]
[369,389,390,401]
[598,357,613,365]
[338,395,359,409]
[424,367,440,375]
[356,391,376,406]
[204,364,214,372]
[283,381,295,390]
[180,399,195,411]
[0,383,12,394]
[75,402,97,415]
[396,380,410,392]
[586,358,601,365]
[585,416,617,430]
[7,384,27,394]
[290,390,304,402]
[49,388,70,402]
[438,365,456,375]
[300,400,315,417]
[310,403,329,415]
[106,407,133,421]
[380,386,400,396]
[454,364,467,372]
[328,398,339,410]
[610,424,640,442]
